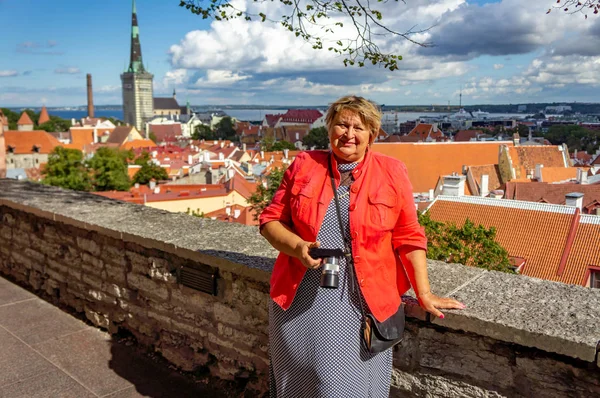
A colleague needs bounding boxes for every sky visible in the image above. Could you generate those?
[1,0,599,107]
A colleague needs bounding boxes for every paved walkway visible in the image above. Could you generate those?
[0,276,230,398]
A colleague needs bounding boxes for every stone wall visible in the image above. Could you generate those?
[0,180,599,397]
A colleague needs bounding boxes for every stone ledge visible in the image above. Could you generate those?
[1,180,599,365]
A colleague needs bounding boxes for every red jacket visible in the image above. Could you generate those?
[260,150,427,322]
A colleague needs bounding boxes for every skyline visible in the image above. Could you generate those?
[1,0,600,107]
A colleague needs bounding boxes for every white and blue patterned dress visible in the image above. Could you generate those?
[269,162,393,397]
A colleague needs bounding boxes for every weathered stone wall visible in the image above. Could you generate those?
[1,180,599,397]
[0,200,272,392]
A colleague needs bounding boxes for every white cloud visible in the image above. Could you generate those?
[194,70,251,86]
[494,64,504,70]
[0,70,18,77]
[55,67,80,74]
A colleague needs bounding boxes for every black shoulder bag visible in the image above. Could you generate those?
[328,158,405,354]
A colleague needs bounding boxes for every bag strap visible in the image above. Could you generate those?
[328,154,367,319]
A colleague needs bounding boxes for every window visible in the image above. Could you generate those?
[591,271,600,289]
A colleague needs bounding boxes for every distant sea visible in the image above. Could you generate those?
[51,109,526,124]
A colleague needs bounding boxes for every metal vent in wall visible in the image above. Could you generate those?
[177,266,218,296]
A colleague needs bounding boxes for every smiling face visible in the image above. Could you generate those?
[329,109,372,164]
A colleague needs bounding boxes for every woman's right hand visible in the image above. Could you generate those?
[295,240,322,269]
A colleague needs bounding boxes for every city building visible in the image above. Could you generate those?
[121,0,154,131]
[153,90,180,117]
[4,130,61,169]
[17,112,34,131]
[38,106,50,125]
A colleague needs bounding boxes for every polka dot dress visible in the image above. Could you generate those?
[269,162,393,397]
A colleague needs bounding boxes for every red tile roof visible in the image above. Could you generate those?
[4,130,61,154]
[372,141,513,194]
[466,164,502,196]
[224,172,258,199]
[426,196,599,286]
[204,204,258,226]
[540,167,578,183]
[408,123,444,141]
[264,114,283,127]
[121,139,157,150]
[280,109,323,124]
[149,124,182,143]
[17,112,34,126]
[504,182,600,211]
[38,106,50,125]
[508,145,568,179]
[455,130,484,142]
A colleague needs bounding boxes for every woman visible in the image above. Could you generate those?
[260,96,464,397]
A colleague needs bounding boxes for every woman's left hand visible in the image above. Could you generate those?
[417,291,465,319]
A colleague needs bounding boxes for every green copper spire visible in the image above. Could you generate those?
[127,0,146,73]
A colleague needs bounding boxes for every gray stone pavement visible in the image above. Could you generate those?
[0,276,232,398]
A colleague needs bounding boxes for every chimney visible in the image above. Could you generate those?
[149,179,156,190]
[87,73,95,118]
[442,174,466,196]
[145,123,150,139]
[513,133,520,146]
[534,164,544,181]
[577,168,588,184]
[565,192,584,210]
[93,128,98,144]
[284,148,289,159]
[260,150,264,159]
[188,154,193,165]
[220,142,224,148]
[480,174,489,197]
[219,153,224,160]
[242,143,247,151]
[71,118,76,126]
[429,189,435,200]
[203,152,210,162]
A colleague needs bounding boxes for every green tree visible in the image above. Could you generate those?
[42,147,92,191]
[215,116,237,140]
[134,151,151,166]
[87,148,132,191]
[192,124,215,140]
[418,212,513,273]
[545,125,600,153]
[38,116,72,133]
[180,0,431,70]
[302,126,329,149]
[248,168,286,220]
[149,131,158,143]
[133,162,169,185]
[271,140,297,151]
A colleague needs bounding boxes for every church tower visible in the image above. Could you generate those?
[121,0,153,131]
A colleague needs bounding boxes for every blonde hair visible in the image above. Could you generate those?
[325,95,382,144]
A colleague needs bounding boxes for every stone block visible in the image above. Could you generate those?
[171,286,212,315]
[82,273,103,291]
[126,250,150,274]
[104,262,126,285]
[81,252,104,269]
[12,229,29,246]
[100,244,127,267]
[171,319,208,338]
[76,236,101,256]
[147,310,173,329]
[84,306,110,329]
[45,267,67,283]
[87,289,117,305]
[11,251,32,269]
[0,225,12,240]
[213,302,241,325]
[127,273,170,302]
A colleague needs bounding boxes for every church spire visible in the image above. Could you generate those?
[127,0,146,73]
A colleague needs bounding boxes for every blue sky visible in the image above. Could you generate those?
[1,0,599,107]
